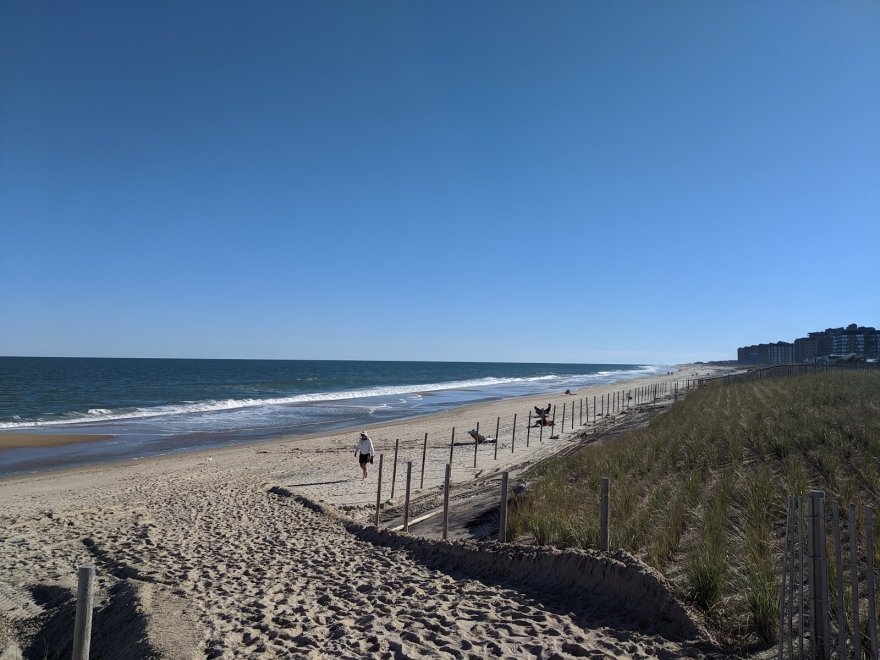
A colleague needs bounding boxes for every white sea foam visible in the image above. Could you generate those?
[0,366,663,430]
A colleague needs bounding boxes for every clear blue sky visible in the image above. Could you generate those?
[1,2,878,364]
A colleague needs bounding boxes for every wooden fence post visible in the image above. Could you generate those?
[391,438,400,499]
[448,427,455,465]
[510,414,517,453]
[815,492,830,659]
[403,462,413,532]
[867,506,878,659]
[571,399,575,428]
[499,471,509,543]
[494,417,500,457]
[600,477,610,551]
[473,421,479,468]
[798,496,805,660]
[73,564,95,660]
[420,433,427,489]
[561,402,566,433]
[374,454,384,526]
[526,412,531,448]
[849,504,861,660]
[442,464,451,540]
[787,497,796,659]
[832,502,845,660]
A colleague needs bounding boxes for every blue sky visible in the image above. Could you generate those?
[1,1,878,364]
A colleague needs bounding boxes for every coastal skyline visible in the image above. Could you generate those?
[2,2,878,364]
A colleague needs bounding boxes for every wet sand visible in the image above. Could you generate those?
[0,433,113,451]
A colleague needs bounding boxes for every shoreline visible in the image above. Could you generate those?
[0,364,712,485]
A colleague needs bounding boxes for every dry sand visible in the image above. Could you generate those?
[0,365,736,659]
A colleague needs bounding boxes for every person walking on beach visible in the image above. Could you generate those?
[354,431,375,480]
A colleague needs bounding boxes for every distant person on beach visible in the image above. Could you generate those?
[564,389,573,395]
[354,431,375,480]
[468,429,489,444]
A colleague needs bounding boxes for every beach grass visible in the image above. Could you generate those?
[508,370,880,648]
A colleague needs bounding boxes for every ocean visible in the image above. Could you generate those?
[0,357,664,476]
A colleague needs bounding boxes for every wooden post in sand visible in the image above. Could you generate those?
[526,412,531,448]
[849,505,862,659]
[419,433,427,490]
[448,427,455,465]
[561,403,566,433]
[403,462,413,532]
[473,422,479,468]
[592,395,595,423]
[73,563,95,660]
[510,414,517,453]
[571,399,575,428]
[867,507,878,659]
[391,439,399,499]
[374,454,384,526]
[579,398,583,426]
[539,419,543,443]
[442,464,451,540]
[494,417,500,456]
[499,471,509,543]
[600,478,610,551]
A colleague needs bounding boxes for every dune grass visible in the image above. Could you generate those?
[508,370,880,648]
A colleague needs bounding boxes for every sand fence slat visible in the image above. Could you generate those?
[831,501,846,660]
[850,503,861,660]
[867,506,878,659]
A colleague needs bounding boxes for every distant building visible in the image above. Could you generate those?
[768,342,794,364]
[737,323,878,364]
[793,336,819,363]
[738,344,770,365]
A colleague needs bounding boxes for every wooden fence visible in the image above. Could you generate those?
[370,375,701,535]
[720,363,879,387]
[778,492,880,660]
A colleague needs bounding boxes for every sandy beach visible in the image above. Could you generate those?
[0,365,733,659]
